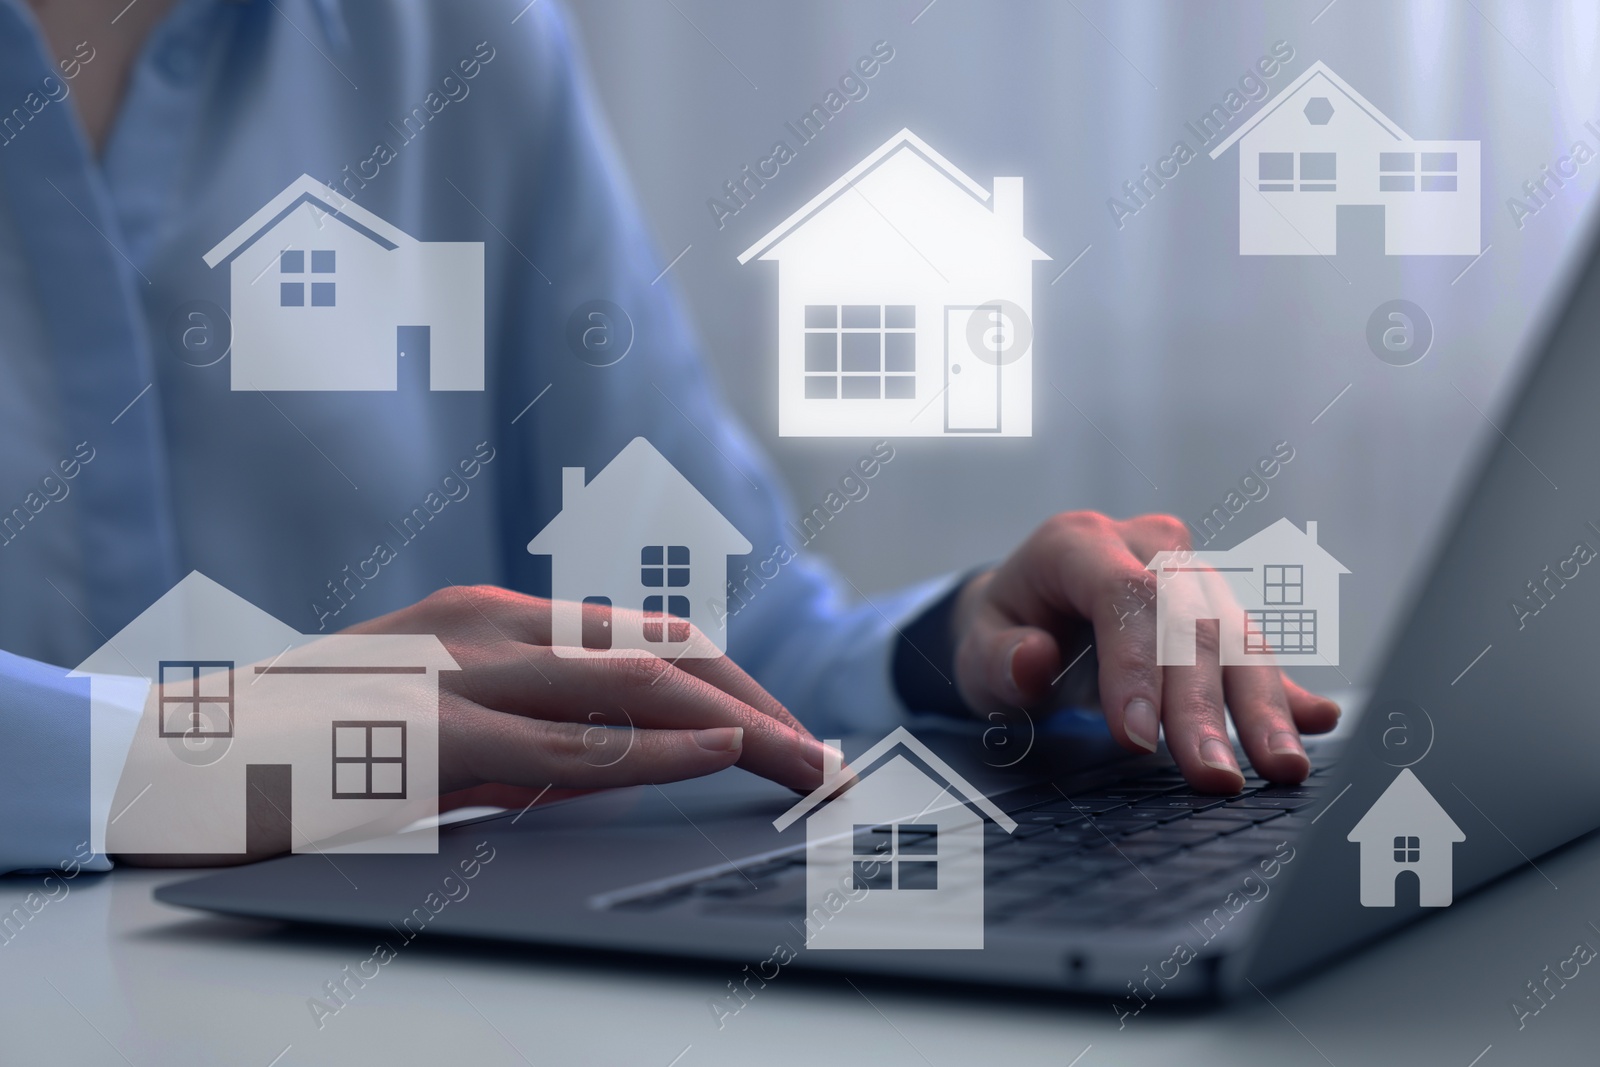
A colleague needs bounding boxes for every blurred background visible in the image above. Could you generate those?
[566,0,1600,689]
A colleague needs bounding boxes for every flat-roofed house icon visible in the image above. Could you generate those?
[203,174,484,391]
[73,571,456,858]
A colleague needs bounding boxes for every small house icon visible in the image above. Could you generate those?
[526,438,751,658]
[738,129,1050,437]
[203,174,484,391]
[773,727,1016,950]
[1207,60,1481,256]
[1147,518,1349,667]
[1347,768,1465,907]
[73,572,456,858]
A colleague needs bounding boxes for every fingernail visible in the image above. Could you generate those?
[1005,638,1027,699]
[1123,698,1159,752]
[801,740,840,771]
[695,727,743,753]
[1268,731,1305,757]
[1200,737,1242,778]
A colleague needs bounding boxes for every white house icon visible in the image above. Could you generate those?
[738,129,1049,438]
[74,571,455,858]
[526,438,751,659]
[1347,768,1465,907]
[203,174,485,391]
[773,727,1016,950]
[1147,518,1349,667]
[1208,61,1481,256]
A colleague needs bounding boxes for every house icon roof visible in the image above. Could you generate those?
[69,571,304,680]
[1153,517,1350,575]
[773,726,1017,834]
[526,437,752,557]
[1207,60,1414,160]
[68,570,460,679]
[1347,768,1464,844]
[202,174,407,269]
[736,128,1050,267]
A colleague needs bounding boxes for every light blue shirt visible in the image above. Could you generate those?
[0,0,946,872]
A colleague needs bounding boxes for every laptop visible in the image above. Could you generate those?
[156,209,1600,999]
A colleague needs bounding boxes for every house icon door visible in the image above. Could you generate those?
[397,325,430,390]
[944,305,1003,433]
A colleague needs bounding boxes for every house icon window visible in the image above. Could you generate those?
[1393,835,1421,863]
[853,823,938,890]
[331,720,408,800]
[641,544,693,643]
[802,304,917,401]
[1150,518,1347,666]
[526,438,751,659]
[1262,564,1304,604]
[640,545,690,588]
[279,249,337,308]
[157,660,235,738]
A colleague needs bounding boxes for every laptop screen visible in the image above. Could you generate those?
[1239,207,1600,990]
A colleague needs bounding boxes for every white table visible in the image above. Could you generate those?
[0,818,1594,1067]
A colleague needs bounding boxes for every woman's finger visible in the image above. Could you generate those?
[455,644,831,791]
[447,707,749,790]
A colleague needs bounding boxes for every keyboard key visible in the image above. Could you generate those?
[996,784,1084,812]
[1032,847,1128,872]
[1149,854,1253,883]
[1252,784,1324,798]
[1104,840,1184,863]
[1068,788,1168,803]
[1026,799,1130,816]
[1083,811,1167,832]
[1017,811,1079,826]
[1133,796,1229,813]
[1224,796,1312,811]
[1145,826,1225,846]
[987,892,1054,922]
[1002,874,1108,899]
[987,851,1048,877]
[1129,769,1189,782]
[1179,808,1261,824]
[1068,883,1163,912]
[1186,814,1271,835]
[1014,823,1099,847]
[1184,840,1275,864]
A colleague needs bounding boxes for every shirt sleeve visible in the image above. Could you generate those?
[490,2,975,738]
[0,648,146,874]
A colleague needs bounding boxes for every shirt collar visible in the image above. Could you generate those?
[226,0,349,52]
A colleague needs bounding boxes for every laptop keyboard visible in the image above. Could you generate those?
[602,749,1334,932]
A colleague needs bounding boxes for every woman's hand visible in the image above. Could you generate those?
[949,512,1340,793]
[345,586,834,795]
